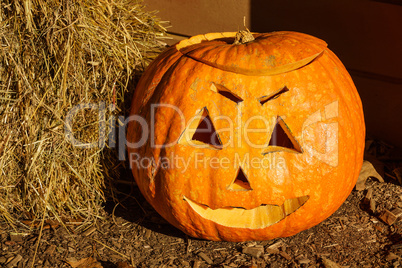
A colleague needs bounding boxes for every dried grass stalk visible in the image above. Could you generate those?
[0,0,167,227]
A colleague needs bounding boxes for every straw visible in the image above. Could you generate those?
[0,0,167,228]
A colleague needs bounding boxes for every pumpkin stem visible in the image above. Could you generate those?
[233,30,255,44]
[233,18,254,45]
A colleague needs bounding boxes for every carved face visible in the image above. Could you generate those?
[127,32,365,242]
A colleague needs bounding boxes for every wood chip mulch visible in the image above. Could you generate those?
[1,139,402,268]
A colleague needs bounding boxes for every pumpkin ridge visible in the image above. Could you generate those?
[314,50,364,202]
[327,51,365,196]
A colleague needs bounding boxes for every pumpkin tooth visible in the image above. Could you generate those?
[184,196,309,229]
[283,196,310,215]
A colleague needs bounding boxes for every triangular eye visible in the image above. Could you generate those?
[263,117,302,154]
[178,108,223,150]
[259,86,289,105]
[228,167,252,191]
[211,83,243,104]
[192,112,223,147]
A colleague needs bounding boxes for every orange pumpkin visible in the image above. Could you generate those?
[127,31,365,242]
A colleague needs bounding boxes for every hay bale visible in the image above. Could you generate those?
[0,0,167,226]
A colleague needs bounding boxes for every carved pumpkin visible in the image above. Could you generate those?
[127,31,365,242]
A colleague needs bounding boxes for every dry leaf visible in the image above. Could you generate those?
[386,252,400,261]
[356,161,384,191]
[322,257,342,268]
[67,257,103,268]
[393,167,402,185]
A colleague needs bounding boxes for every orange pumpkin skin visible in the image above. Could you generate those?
[127,32,365,242]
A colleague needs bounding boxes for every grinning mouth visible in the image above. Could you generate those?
[183,195,309,229]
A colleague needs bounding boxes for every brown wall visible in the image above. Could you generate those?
[145,0,402,148]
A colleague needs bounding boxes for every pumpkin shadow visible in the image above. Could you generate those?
[99,261,119,268]
[101,75,188,239]
[103,163,188,240]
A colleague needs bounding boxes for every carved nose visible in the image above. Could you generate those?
[227,167,252,191]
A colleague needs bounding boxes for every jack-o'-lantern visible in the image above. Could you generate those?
[126,31,365,242]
